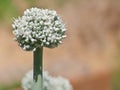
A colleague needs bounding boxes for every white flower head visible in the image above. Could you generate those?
[22,70,73,90]
[12,7,66,51]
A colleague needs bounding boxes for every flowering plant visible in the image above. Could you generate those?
[12,7,68,90]
[12,8,66,51]
[22,70,73,90]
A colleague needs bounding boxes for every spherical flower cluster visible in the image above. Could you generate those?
[12,7,66,51]
[22,70,73,90]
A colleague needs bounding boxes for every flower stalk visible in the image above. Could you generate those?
[33,47,43,90]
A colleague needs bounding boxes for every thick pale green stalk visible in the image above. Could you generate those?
[33,47,43,90]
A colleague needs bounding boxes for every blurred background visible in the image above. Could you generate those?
[0,0,120,90]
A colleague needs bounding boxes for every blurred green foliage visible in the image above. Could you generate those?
[25,0,37,7]
[112,46,120,90]
[0,82,20,90]
[55,0,68,6]
[25,0,69,7]
[0,0,18,22]
[112,70,120,90]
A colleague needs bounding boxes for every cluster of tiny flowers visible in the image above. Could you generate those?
[12,7,66,51]
[22,70,73,90]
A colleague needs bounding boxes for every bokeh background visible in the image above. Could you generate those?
[0,0,120,90]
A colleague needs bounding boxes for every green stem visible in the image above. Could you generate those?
[33,47,43,90]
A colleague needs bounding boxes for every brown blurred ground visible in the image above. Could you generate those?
[0,0,120,90]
